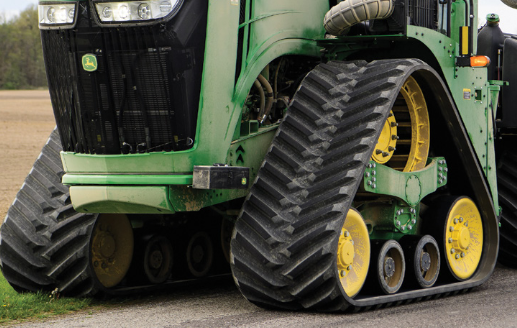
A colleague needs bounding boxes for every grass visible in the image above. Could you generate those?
[0,271,93,325]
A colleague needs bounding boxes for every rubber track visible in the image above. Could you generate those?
[0,129,99,296]
[497,150,517,267]
[231,59,434,311]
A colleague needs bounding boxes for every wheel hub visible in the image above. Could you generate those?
[149,250,164,269]
[420,252,431,272]
[193,245,205,263]
[98,233,116,259]
[384,257,396,278]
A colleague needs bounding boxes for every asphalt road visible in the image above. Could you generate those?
[9,263,517,328]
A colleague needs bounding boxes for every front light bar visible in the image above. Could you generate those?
[95,0,181,23]
[38,3,77,29]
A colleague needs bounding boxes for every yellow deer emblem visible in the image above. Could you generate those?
[82,54,98,72]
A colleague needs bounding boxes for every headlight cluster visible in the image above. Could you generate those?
[38,3,76,27]
[95,0,181,22]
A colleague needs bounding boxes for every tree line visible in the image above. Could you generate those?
[0,6,47,90]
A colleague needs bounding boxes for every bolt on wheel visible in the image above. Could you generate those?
[90,214,134,288]
[400,235,440,288]
[337,208,370,298]
[370,239,405,294]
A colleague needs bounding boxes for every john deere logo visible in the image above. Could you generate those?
[82,54,98,72]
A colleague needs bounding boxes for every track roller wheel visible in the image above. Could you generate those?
[186,232,214,277]
[400,235,440,288]
[90,214,134,288]
[337,209,370,297]
[369,240,405,294]
[143,235,173,284]
[425,196,483,281]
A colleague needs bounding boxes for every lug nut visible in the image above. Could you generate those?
[373,183,377,188]
[344,231,350,237]
[396,220,400,226]
[348,265,352,271]
[460,217,464,222]
[366,172,370,177]
[448,238,453,243]
[455,254,460,259]
[368,181,372,186]
[461,252,466,258]
[388,146,396,152]
[450,226,454,232]
[376,149,383,155]
[454,218,458,224]
[392,135,399,140]
[408,225,413,230]
[382,152,390,157]
[391,122,398,127]
[340,270,346,277]
[451,248,455,254]
[465,222,469,227]
[411,219,416,225]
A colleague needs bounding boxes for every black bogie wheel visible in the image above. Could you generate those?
[368,240,405,295]
[0,129,99,296]
[400,235,440,289]
[143,235,174,284]
[186,232,214,277]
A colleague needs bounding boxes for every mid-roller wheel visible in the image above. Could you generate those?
[186,232,214,277]
[369,240,405,294]
[400,235,440,288]
[143,235,173,284]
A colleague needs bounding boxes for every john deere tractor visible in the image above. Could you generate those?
[1,0,517,311]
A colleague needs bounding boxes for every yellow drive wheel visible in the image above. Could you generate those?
[443,197,483,280]
[90,214,134,288]
[337,208,370,298]
[372,76,430,172]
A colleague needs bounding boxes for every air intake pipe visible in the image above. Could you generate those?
[324,0,394,36]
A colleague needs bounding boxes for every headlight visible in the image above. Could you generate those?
[95,0,182,23]
[38,3,76,28]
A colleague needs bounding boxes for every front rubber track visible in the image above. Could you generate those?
[230,59,497,312]
[0,129,99,296]
[231,59,418,311]
[497,149,517,267]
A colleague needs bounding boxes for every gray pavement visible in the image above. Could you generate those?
[9,264,517,328]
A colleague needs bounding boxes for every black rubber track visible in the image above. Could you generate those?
[497,149,517,267]
[231,59,437,312]
[0,129,99,296]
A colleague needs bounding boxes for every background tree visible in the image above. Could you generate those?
[0,5,47,90]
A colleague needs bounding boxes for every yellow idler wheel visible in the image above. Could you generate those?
[373,76,430,172]
[90,214,134,288]
[337,208,370,298]
[444,197,483,280]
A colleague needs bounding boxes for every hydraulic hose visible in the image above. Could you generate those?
[324,0,394,36]
[257,74,274,124]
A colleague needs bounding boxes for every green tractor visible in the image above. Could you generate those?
[1,0,516,311]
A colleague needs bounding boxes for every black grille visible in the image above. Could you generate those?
[41,0,207,154]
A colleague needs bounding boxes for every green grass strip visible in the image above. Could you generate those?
[0,271,92,324]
